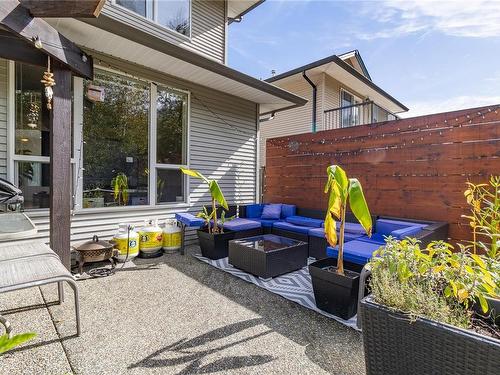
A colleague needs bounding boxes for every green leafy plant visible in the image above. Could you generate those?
[324,165,372,275]
[0,333,36,355]
[368,238,499,331]
[180,168,228,234]
[111,173,129,206]
[463,176,499,259]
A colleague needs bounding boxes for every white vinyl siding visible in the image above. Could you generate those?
[0,59,6,179]
[103,0,226,63]
[1,55,257,245]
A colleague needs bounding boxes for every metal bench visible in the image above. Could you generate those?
[0,241,80,336]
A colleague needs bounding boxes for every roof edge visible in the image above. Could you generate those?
[265,54,408,112]
[80,15,307,110]
[228,0,266,24]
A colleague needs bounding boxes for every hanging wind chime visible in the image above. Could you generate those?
[41,56,56,110]
[26,93,40,129]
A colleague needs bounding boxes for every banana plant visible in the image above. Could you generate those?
[180,168,228,234]
[111,172,129,206]
[324,165,372,275]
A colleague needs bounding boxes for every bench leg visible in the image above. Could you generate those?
[58,282,64,304]
[180,223,187,256]
[0,314,12,338]
[66,279,81,336]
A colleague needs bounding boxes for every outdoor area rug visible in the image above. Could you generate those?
[194,255,359,330]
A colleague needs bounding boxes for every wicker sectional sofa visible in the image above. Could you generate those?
[239,203,448,266]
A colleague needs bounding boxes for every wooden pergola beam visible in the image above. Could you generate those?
[0,0,93,78]
[20,0,106,18]
[50,64,72,269]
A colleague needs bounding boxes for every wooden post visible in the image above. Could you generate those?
[50,64,72,269]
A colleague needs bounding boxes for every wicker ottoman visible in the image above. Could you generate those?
[228,234,308,279]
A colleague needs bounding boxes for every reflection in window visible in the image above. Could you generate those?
[156,87,187,165]
[157,0,190,36]
[16,161,50,209]
[83,70,150,208]
[156,169,184,203]
[15,63,49,157]
[115,0,190,36]
[115,0,151,17]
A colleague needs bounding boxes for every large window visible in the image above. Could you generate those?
[83,70,150,208]
[81,69,188,209]
[115,0,191,37]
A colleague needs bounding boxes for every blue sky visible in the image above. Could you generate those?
[228,0,500,117]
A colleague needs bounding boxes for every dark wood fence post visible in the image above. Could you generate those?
[50,64,72,269]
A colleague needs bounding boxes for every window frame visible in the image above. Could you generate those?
[8,61,78,211]
[7,62,191,213]
[112,0,192,40]
[151,83,190,206]
[79,66,190,212]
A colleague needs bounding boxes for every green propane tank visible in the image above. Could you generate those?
[139,219,163,258]
[162,219,181,253]
[112,223,139,262]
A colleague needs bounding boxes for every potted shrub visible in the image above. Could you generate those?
[180,168,234,259]
[361,238,500,375]
[309,165,372,319]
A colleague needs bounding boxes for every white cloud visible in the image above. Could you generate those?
[400,95,500,118]
[359,0,500,39]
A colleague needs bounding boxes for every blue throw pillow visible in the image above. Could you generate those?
[261,204,282,219]
[281,204,296,218]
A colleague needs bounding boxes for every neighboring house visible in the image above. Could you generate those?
[0,0,305,243]
[260,50,408,166]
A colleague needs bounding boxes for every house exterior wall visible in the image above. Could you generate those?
[261,72,379,166]
[103,0,226,63]
[259,72,323,166]
[0,59,7,179]
[0,55,257,244]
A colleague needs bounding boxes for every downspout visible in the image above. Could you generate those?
[302,71,317,133]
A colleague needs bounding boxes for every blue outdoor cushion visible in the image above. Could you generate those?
[247,218,279,228]
[245,204,264,218]
[285,215,323,228]
[357,233,387,245]
[273,221,311,235]
[223,218,261,232]
[281,204,296,218]
[308,227,325,238]
[341,222,367,235]
[391,225,424,239]
[376,218,425,236]
[326,240,382,265]
[175,213,204,227]
[261,204,282,219]
[308,227,363,242]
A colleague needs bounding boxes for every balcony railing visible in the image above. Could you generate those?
[323,101,398,130]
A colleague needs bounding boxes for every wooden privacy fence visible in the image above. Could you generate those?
[265,105,500,242]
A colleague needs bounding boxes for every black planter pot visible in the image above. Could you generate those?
[309,257,361,320]
[197,228,235,260]
[360,295,500,375]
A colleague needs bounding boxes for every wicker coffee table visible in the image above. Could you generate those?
[228,234,308,279]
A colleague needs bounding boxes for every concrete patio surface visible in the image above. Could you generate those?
[0,246,365,375]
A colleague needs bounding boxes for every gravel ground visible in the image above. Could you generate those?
[1,246,365,375]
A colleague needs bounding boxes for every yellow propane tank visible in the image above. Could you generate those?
[112,223,139,262]
[139,219,163,258]
[162,219,181,253]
